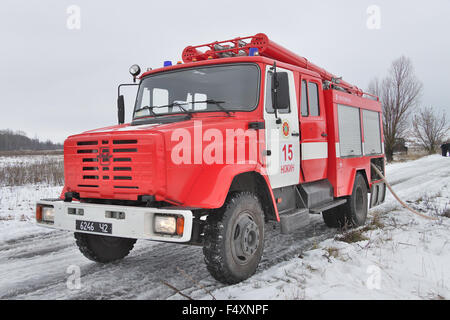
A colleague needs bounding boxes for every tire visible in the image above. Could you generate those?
[322,173,368,228]
[203,192,265,284]
[74,232,136,263]
[342,173,368,227]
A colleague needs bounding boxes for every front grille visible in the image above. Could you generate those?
[77,141,98,146]
[113,139,137,144]
[83,175,99,180]
[77,149,98,154]
[74,138,143,191]
[113,167,131,171]
[113,176,132,180]
[113,148,137,153]
[83,167,98,171]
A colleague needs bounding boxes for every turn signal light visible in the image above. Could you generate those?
[176,216,184,236]
[36,205,43,222]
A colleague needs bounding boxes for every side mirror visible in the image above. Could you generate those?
[117,95,125,124]
[272,72,290,111]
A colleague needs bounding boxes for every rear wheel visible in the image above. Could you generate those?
[322,173,368,228]
[344,173,368,227]
[203,192,264,284]
[74,232,136,263]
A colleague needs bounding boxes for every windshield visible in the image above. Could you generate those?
[133,64,260,119]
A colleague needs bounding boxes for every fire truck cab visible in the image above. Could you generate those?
[36,34,386,284]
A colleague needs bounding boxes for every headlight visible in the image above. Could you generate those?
[42,207,55,223]
[154,215,176,235]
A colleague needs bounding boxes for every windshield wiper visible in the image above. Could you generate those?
[135,99,230,119]
[191,99,231,116]
[135,102,192,119]
[171,102,193,119]
[136,105,158,117]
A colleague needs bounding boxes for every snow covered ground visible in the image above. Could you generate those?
[203,155,450,300]
[0,154,449,299]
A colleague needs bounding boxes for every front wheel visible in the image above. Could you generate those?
[74,232,136,263]
[203,192,265,284]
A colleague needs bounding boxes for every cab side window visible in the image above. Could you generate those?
[300,80,320,117]
[300,80,308,116]
[308,82,320,116]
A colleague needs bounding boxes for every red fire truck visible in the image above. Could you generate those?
[36,34,386,284]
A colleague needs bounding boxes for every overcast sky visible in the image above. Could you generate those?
[1,0,449,143]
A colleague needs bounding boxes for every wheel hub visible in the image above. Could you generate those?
[241,222,259,256]
[232,214,260,264]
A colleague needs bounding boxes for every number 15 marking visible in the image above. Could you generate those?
[282,144,293,161]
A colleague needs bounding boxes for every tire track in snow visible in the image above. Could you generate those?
[1,217,336,300]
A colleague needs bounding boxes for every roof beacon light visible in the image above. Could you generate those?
[163,61,172,67]
[249,47,259,56]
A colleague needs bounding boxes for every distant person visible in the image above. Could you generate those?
[441,143,450,157]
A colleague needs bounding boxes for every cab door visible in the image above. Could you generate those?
[298,77,328,182]
[263,66,300,189]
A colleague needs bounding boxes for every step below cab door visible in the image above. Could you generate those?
[263,66,300,189]
[299,77,328,182]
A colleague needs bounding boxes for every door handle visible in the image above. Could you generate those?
[321,132,328,137]
[291,132,300,137]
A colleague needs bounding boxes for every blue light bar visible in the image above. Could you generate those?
[249,47,259,56]
[163,61,172,67]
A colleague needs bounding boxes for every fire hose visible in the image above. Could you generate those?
[370,163,438,221]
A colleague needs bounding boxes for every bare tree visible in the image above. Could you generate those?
[368,56,423,161]
[411,107,449,154]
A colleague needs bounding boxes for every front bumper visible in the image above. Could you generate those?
[36,200,193,243]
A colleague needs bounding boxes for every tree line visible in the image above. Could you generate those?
[0,129,62,151]
[368,56,449,161]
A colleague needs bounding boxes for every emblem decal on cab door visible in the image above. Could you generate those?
[282,120,290,138]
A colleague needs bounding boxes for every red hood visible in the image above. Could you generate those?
[72,115,233,136]
[62,114,261,205]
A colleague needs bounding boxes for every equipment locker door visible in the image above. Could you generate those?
[298,78,328,182]
[263,66,300,189]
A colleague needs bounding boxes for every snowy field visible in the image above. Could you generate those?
[0,155,449,299]
[0,155,63,187]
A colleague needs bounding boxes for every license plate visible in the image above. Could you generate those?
[76,220,112,234]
